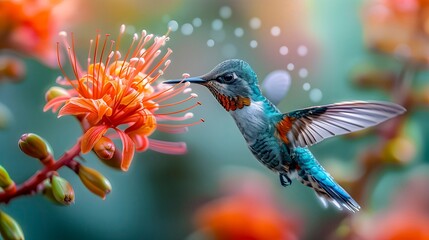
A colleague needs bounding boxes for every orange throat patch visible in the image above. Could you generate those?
[212,92,251,111]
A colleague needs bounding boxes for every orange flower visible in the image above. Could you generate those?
[0,0,73,67]
[194,169,300,240]
[44,25,201,171]
[362,0,429,65]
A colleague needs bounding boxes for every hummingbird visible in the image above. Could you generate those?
[163,59,405,212]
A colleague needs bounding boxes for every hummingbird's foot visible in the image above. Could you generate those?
[279,173,292,187]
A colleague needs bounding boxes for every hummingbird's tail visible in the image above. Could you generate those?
[292,147,361,212]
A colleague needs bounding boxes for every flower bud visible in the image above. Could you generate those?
[78,165,111,199]
[41,180,61,205]
[93,136,115,160]
[99,149,122,170]
[0,56,25,83]
[45,86,70,102]
[51,175,74,205]
[0,210,24,240]
[0,166,13,189]
[18,133,53,163]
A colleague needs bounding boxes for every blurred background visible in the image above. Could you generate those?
[1,0,429,239]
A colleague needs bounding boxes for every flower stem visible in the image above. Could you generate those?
[0,140,81,204]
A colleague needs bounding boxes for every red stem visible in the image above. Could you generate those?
[0,140,82,204]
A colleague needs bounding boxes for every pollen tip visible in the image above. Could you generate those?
[141,30,147,37]
[183,88,192,94]
[182,73,190,78]
[197,101,202,105]
[184,112,194,118]
[133,33,138,40]
[59,31,67,37]
[191,93,198,98]
[200,118,205,122]
[120,24,126,34]
[108,51,115,59]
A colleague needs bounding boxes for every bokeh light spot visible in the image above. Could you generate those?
[271,26,281,36]
[181,23,194,35]
[309,88,323,102]
[299,68,308,78]
[168,20,179,32]
[250,40,258,48]
[249,17,261,29]
[279,46,289,55]
[234,28,244,37]
[207,39,215,47]
[297,45,308,56]
[219,6,232,19]
[303,82,311,91]
[262,70,291,105]
[212,19,223,31]
[192,18,202,27]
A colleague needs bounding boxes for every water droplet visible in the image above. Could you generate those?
[262,70,291,105]
[303,82,311,91]
[212,19,223,31]
[287,63,295,71]
[222,43,237,58]
[207,39,215,47]
[279,46,288,55]
[271,26,281,36]
[234,27,244,37]
[168,20,179,32]
[219,6,232,19]
[181,23,194,35]
[250,40,258,48]
[192,18,202,27]
[299,68,308,78]
[297,45,308,56]
[309,88,322,102]
[249,17,261,29]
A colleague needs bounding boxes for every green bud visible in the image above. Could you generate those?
[41,180,61,205]
[45,86,70,102]
[78,165,112,199]
[0,166,13,189]
[18,133,53,162]
[0,211,24,240]
[51,175,74,205]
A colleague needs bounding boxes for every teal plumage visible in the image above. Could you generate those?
[164,59,406,212]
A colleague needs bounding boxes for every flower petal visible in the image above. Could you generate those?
[43,96,70,112]
[81,125,109,153]
[149,139,187,155]
[116,129,135,171]
[59,98,112,125]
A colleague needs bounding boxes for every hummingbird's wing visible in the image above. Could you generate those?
[277,101,405,148]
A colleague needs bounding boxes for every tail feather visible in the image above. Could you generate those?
[292,147,361,212]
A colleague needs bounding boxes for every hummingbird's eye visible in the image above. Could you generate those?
[221,72,237,83]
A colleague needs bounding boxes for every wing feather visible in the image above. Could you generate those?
[281,101,405,147]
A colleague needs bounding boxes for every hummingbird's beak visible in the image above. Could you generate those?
[163,77,207,85]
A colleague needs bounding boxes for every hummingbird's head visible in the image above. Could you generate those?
[164,59,261,110]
